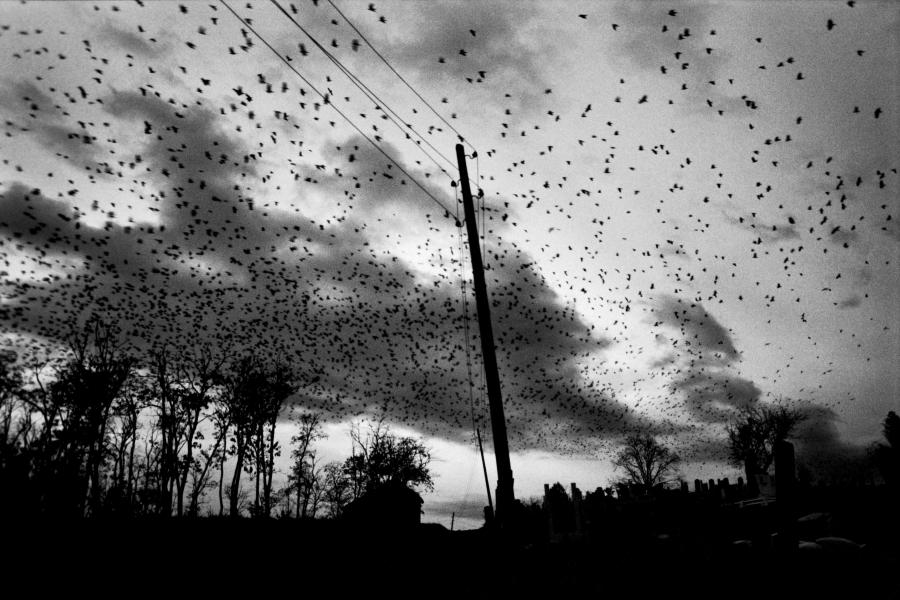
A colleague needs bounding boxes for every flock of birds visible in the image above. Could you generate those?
[0,1,896,465]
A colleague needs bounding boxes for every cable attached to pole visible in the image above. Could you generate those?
[221,0,456,220]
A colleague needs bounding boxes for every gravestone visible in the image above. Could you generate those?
[571,483,584,534]
[775,440,798,555]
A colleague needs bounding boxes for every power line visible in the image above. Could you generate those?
[325,0,476,153]
[276,1,484,217]
[271,0,482,196]
[220,0,456,220]
[269,0,458,181]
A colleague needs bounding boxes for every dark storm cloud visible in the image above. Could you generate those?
[0,181,155,279]
[315,134,456,218]
[829,227,858,247]
[651,295,738,360]
[381,2,551,115]
[101,90,327,261]
[0,182,239,343]
[0,80,108,168]
[837,295,861,309]
[723,212,800,244]
[670,370,761,423]
[649,295,763,424]
[284,134,651,450]
[611,2,754,115]
[648,351,677,369]
[1,90,332,346]
[102,89,258,210]
[99,22,166,58]
[1,115,646,454]
[678,433,731,464]
[388,2,541,79]
[279,252,643,451]
[792,402,869,484]
[0,182,83,248]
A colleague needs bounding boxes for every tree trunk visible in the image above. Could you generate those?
[229,436,245,517]
[263,419,277,517]
[159,399,171,516]
[126,424,137,511]
[218,453,225,517]
[301,487,310,519]
[176,474,185,516]
[254,437,261,517]
[88,413,109,516]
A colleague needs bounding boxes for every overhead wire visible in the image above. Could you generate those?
[325,0,477,153]
[270,0,458,180]
[221,0,456,220]
[272,0,484,194]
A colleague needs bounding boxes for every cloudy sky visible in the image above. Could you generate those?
[1,0,898,528]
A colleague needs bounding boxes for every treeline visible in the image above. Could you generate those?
[0,318,432,519]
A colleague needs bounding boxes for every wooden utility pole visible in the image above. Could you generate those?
[456,144,515,527]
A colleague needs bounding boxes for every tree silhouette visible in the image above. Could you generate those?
[0,334,330,519]
[0,349,30,515]
[0,350,23,445]
[221,356,264,517]
[253,360,294,518]
[343,419,434,499]
[884,411,900,449]
[726,405,805,481]
[105,375,146,514]
[148,347,180,515]
[322,461,351,518]
[612,433,681,493]
[47,319,134,516]
[220,355,295,517]
[288,411,325,519]
[174,345,226,517]
[871,411,899,485]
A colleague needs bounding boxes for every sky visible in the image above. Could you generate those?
[0,0,898,529]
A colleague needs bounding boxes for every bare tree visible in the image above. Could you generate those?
[726,404,805,480]
[186,443,219,517]
[137,425,162,514]
[221,356,258,518]
[288,411,325,518]
[256,361,294,518]
[0,350,31,515]
[0,350,23,445]
[213,399,230,517]
[221,356,294,518]
[51,318,134,515]
[322,461,350,518]
[173,345,226,517]
[148,347,180,515]
[612,433,681,493]
[107,376,147,513]
[343,419,434,499]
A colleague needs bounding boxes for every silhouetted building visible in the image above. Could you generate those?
[342,481,424,528]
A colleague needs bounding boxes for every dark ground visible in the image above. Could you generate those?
[3,515,898,599]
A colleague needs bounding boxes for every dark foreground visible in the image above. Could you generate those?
[4,517,898,599]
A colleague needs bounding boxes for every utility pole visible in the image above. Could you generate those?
[456,144,515,527]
